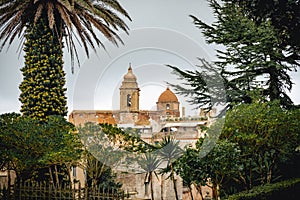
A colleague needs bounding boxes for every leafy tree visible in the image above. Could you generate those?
[99,123,156,153]
[0,114,49,182]
[38,115,83,186]
[221,101,300,190]
[0,113,83,184]
[0,112,21,185]
[169,0,299,110]
[78,122,125,184]
[203,140,242,199]
[174,137,242,200]
[0,0,131,119]
[173,147,203,200]
[78,122,166,198]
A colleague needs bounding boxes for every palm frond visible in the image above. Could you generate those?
[0,0,131,69]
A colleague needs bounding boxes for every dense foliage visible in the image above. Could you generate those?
[169,0,299,111]
[225,178,300,200]
[0,113,83,183]
[175,138,242,199]
[221,101,300,188]
[173,101,300,199]
[19,17,67,119]
[225,0,300,57]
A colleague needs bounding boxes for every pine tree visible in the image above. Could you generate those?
[225,0,300,56]
[19,17,67,120]
[169,0,299,110]
[194,1,298,107]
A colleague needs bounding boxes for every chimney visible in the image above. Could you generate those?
[181,107,185,117]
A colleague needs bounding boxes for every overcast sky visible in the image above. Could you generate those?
[0,0,299,116]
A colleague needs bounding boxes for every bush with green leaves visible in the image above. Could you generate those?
[0,113,83,184]
[225,178,300,200]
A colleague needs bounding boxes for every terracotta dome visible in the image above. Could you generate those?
[124,66,136,80]
[158,87,178,102]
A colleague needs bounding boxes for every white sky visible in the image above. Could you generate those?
[0,0,299,116]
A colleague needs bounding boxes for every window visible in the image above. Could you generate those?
[166,103,170,110]
[72,166,77,177]
[127,94,131,107]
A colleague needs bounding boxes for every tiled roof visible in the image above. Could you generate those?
[157,87,178,102]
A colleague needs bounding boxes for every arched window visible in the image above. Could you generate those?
[127,94,131,107]
[166,103,170,110]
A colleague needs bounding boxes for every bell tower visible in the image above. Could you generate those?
[119,65,140,113]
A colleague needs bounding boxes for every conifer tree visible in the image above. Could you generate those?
[19,17,67,119]
[169,0,299,110]
[225,0,300,56]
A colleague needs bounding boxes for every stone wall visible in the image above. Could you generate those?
[116,172,182,200]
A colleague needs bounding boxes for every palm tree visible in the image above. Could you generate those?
[137,152,161,200]
[158,136,183,200]
[0,0,131,119]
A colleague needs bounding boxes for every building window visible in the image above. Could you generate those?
[72,166,77,177]
[127,94,131,107]
[166,103,170,110]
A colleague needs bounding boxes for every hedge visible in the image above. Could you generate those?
[225,178,300,200]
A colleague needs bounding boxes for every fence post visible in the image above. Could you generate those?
[78,182,81,200]
[85,186,88,200]
[48,182,51,200]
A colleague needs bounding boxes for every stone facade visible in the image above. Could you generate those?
[116,173,183,200]
[68,65,214,200]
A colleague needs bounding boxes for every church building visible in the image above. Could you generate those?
[68,64,214,200]
[69,65,183,131]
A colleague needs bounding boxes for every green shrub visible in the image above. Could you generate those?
[225,178,300,200]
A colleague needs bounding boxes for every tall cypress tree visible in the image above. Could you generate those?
[19,17,67,120]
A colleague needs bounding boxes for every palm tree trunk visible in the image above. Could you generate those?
[170,167,179,200]
[161,174,164,200]
[150,173,154,200]
[20,15,67,120]
[172,172,179,200]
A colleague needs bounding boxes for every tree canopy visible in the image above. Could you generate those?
[174,101,300,198]
[0,113,83,182]
[169,0,299,111]
[225,0,300,56]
